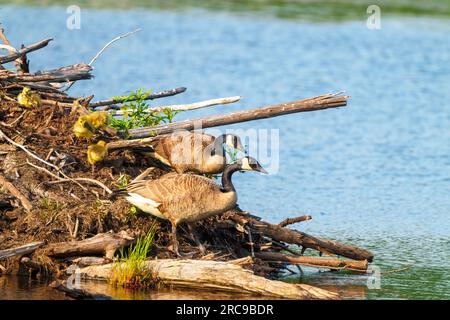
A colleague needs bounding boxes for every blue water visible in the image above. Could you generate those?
[1,6,449,299]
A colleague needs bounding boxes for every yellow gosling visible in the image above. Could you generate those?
[86,111,110,130]
[73,115,95,139]
[87,140,108,172]
[17,87,41,108]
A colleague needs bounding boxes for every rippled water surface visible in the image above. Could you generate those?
[0,4,449,299]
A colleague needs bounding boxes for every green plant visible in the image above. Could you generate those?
[109,88,181,137]
[225,144,239,164]
[110,224,159,288]
[39,198,66,222]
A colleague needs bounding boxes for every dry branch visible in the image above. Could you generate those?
[77,259,340,299]
[90,87,187,109]
[128,94,348,138]
[0,242,45,260]
[231,212,374,262]
[0,38,53,64]
[255,252,368,271]
[0,63,93,83]
[279,215,312,227]
[0,174,33,212]
[43,231,134,259]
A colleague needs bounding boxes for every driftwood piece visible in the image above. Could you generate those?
[50,280,112,300]
[90,87,187,109]
[278,215,312,227]
[112,96,242,115]
[77,259,340,300]
[43,231,134,259]
[0,174,33,212]
[0,38,53,64]
[128,93,348,138]
[255,252,368,271]
[0,241,44,260]
[231,213,374,262]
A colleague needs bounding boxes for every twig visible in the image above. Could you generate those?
[89,29,141,66]
[64,29,141,91]
[278,215,313,228]
[112,96,242,115]
[27,159,111,195]
[0,130,86,190]
[46,178,113,195]
[0,174,33,212]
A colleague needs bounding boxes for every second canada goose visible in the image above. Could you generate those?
[123,156,267,256]
[140,131,245,174]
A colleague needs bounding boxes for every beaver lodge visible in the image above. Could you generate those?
[0,28,374,300]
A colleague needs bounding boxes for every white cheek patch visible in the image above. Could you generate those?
[241,157,252,170]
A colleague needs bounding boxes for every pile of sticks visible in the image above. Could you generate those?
[0,27,374,300]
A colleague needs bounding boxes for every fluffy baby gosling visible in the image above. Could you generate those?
[73,115,96,139]
[87,140,108,173]
[17,87,41,108]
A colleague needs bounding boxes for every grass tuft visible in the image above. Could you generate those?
[109,223,160,289]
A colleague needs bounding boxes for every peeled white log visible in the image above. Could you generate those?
[77,259,339,300]
[112,96,242,115]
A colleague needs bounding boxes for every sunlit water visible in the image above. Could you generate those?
[0,5,449,299]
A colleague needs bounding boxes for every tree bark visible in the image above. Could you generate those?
[77,259,340,300]
[127,94,348,138]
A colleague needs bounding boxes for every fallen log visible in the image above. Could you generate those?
[255,252,368,271]
[90,87,187,109]
[112,96,242,115]
[0,241,44,260]
[77,259,340,300]
[127,93,348,138]
[0,38,53,64]
[231,213,374,262]
[43,231,134,259]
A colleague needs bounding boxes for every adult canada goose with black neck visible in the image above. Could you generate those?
[123,156,267,256]
[140,131,245,174]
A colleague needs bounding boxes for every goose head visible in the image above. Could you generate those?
[237,156,268,174]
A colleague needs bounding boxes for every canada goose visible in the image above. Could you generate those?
[141,131,245,174]
[73,115,95,139]
[123,156,267,256]
[87,140,108,166]
[17,87,41,108]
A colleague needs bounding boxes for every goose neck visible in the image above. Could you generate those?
[221,163,241,192]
